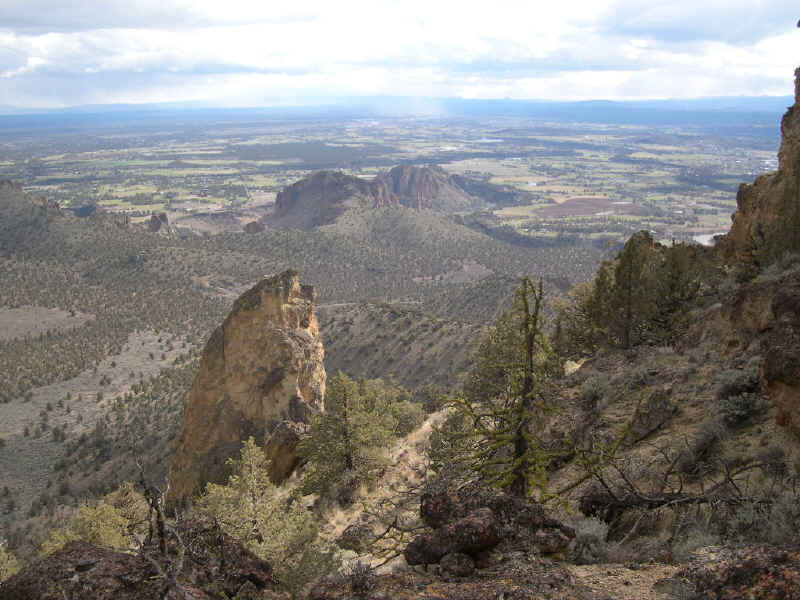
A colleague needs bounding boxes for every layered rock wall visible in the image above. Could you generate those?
[168,270,325,504]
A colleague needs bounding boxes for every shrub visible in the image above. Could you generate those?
[341,560,374,598]
[625,366,656,390]
[567,516,614,564]
[391,398,425,437]
[40,501,131,555]
[579,374,608,411]
[714,361,765,426]
[630,389,676,442]
[678,417,725,475]
[723,491,800,546]
[716,393,767,426]
[671,526,721,563]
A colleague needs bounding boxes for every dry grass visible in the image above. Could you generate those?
[0,306,92,341]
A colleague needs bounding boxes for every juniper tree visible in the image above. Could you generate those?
[611,232,657,348]
[298,373,405,500]
[196,438,339,595]
[457,277,560,498]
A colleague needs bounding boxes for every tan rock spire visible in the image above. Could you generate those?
[167,270,326,504]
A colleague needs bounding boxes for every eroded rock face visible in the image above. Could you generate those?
[376,165,481,212]
[764,271,800,438]
[718,67,800,268]
[168,270,325,504]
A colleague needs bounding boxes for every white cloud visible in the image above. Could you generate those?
[0,0,796,107]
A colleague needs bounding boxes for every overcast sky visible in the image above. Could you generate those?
[0,0,797,108]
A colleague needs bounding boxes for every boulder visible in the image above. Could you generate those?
[404,508,501,565]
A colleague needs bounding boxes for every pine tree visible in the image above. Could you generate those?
[457,278,560,497]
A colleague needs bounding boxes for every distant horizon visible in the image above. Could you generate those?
[0,92,793,117]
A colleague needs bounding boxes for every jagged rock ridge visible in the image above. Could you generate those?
[168,270,326,504]
[273,165,482,229]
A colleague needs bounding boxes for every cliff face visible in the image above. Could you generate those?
[695,68,800,440]
[376,165,481,212]
[273,171,377,229]
[272,165,482,229]
[168,270,326,504]
[718,68,800,268]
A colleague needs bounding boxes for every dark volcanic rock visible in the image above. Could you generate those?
[375,164,481,212]
[309,555,607,600]
[0,521,287,600]
[764,271,800,437]
[421,482,574,541]
[440,552,476,578]
[677,544,800,600]
[405,507,501,565]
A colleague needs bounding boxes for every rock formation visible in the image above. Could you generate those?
[718,67,800,269]
[404,482,575,567]
[375,165,481,212]
[168,270,326,504]
[0,521,287,600]
[272,165,482,229]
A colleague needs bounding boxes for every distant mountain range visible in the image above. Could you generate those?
[0,94,792,128]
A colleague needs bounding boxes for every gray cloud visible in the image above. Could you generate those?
[597,0,796,44]
[0,0,796,107]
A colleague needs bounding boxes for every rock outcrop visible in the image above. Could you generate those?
[312,483,592,600]
[717,67,800,269]
[405,483,575,567]
[765,271,800,438]
[272,165,482,229]
[168,270,325,504]
[375,165,481,212]
[0,521,287,600]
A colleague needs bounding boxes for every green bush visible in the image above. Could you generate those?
[714,361,765,426]
[725,491,800,546]
[197,438,340,595]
